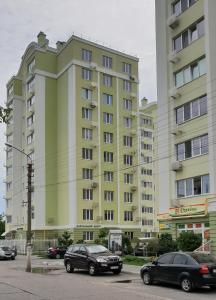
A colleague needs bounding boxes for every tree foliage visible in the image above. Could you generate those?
[147,239,160,256]
[58,231,73,247]
[0,107,12,124]
[122,235,133,255]
[158,233,177,254]
[0,215,5,239]
[95,227,108,247]
[177,231,202,251]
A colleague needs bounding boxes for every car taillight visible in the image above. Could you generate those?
[199,264,209,274]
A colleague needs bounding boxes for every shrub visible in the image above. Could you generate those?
[177,231,202,251]
[158,233,177,254]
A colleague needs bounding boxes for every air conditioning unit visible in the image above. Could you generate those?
[169,88,181,99]
[96,216,103,221]
[130,92,137,99]
[91,182,98,188]
[169,51,180,64]
[167,14,179,29]
[130,75,137,82]
[90,82,97,89]
[131,186,137,192]
[90,121,98,128]
[89,101,97,108]
[171,126,183,135]
[92,202,99,209]
[171,161,182,171]
[90,62,97,69]
[131,205,138,211]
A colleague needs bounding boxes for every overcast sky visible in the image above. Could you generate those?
[0,0,156,214]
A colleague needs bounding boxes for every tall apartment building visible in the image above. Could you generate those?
[139,98,158,237]
[156,0,216,253]
[4,32,144,242]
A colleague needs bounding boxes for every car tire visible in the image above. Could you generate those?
[181,277,193,292]
[112,268,121,275]
[56,254,61,259]
[142,272,153,285]
[89,263,97,276]
[11,256,15,260]
[65,261,74,273]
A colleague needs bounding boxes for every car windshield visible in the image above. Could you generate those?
[1,247,11,251]
[86,245,109,254]
[190,253,216,264]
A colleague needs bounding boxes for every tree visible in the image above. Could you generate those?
[158,233,177,254]
[95,227,109,247]
[122,235,133,255]
[0,214,5,239]
[177,231,202,251]
[58,231,73,247]
[0,106,12,123]
[147,239,160,256]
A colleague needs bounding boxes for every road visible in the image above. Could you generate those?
[0,255,215,300]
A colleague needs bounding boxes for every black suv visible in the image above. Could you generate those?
[64,244,123,275]
[140,252,216,292]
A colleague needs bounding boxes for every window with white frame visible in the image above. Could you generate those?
[6,215,12,223]
[104,190,114,202]
[83,231,93,241]
[104,151,113,163]
[124,173,133,184]
[103,74,112,87]
[28,58,35,73]
[103,56,112,68]
[27,78,35,93]
[123,80,131,92]
[141,143,152,150]
[141,181,152,188]
[27,114,35,127]
[82,128,93,140]
[8,85,14,97]
[122,62,131,74]
[103,112,113,124]
[177,174,209,198]
[140,117,152,126]
[7,134,13,143]
[141,155,152,163]
[104,132,113,143]
[124,211,133,221]
[142,219,153,226]
[142,206,153,213]
[82,108,92,120]
[81,49,92,62]
[124,154,133,166]
[140,130,152,138]
[27,95,35,110]
[83,209,93,220]
[104,210,114,221]
[81,68,92,80]
[141,168,152,176]
[172,0,197,17]
[124,117,132,128]
[6,182,12,192]
[83,189,93,200]
[82,148,93,160]
[124,192,133,203]
[6,149,12,160]
[176,95,207,124]
[82,168,93,180]
[81,88,92,100]
[6,166,12,176]
[104,171,113,182]
[142,193,153,200]
[27,133,34,145]
[102,93,113,105]
[176,134,208,161]
[124,231,134,239]
[123,99,132,110]
[123,136,133,147]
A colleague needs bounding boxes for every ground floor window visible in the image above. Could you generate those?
[83,231,94,241]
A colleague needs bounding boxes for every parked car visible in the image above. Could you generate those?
[0,246,16,260]
[47,246,67,259]
[64,244,123,275]
[140,251,216,292]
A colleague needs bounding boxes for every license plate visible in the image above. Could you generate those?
[110,266,119,270]
[213,269,216,273]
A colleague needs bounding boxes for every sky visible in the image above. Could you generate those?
[0,0,156,214]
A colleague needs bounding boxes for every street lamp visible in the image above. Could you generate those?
[5,143,33,272]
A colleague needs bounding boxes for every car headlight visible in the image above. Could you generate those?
[96,257,107,263]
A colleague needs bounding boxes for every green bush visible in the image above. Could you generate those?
[123,255,150,266]
[177,231,202,251]
[58,231,73,247]
[158,233,177,254]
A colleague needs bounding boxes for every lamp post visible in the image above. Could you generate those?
[5,143,33,272]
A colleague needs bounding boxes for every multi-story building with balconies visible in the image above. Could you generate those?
[156,0,216,253]
[4,32,143,242]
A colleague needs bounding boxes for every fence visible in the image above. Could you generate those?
[0,239,58,254]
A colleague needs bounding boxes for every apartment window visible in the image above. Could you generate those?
[6,182,12,192]
[27,133,34,145]
[103,112,113,124]
[82,148,93,160]
[141,181,152,188]
[82,128,93,140]
[172,0,197,16]
[173,18,205,52]
[124,136,133,147]
[141,155,152,163]
[142,219,153,226]
[102,93,113,105]
[81,49,92,62]
[27,77,35,93]
[7,134,13,143]
[124,211,133,221]
[103,56,112,68]
[104,190,114,202]
[175,57,206,88]
[142,206,153,213]
[6,215,12,223]
[122,62,131,74]
[83,209,93,220]
[104,210,114,221]
[6,149,12,160]
[82,168,93,180]
[83,231,93,241]
[28,151,35,162]
[83,189,93,200]
[104,151,113,163]
[81,88,92,100]
[141,143,152,150]
[176,95,207,124]
[104,132,113,144]
[104,171,113,182]
[123,99,132,110]
[124,117,132,128]
[82,108,92,120]
[124,232,134,240]
[140,118,152,126]
[141,168,152,176]
[27,114,35,127]
[142,194,153,200]
[124,154,133,166]
[124,192,133,203]
[6,166,12,176]
[140,130,152,138]
[81,68,92,80]
[27,95,35,110]
[28,58,35,73]
[177,174,209,198]
[123,80,131,92]
[103,74,112,87]
[8,85,14,97]
[124,173,133,184]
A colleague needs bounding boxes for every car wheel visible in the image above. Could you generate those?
[142,272,153,285]
[89,263,97,276]
[112,268,121,275]
[65,261,74,273]
[181,278,193,292]
[11,256,15,260]
[56,253,61,259]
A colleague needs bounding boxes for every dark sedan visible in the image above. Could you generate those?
[64,244,123,275]
[140,251,216,292]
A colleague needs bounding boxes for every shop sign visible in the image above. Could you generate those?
[159,223,171,230]
[169,204,207,218]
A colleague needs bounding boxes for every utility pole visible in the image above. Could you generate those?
[26,162,33,272]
